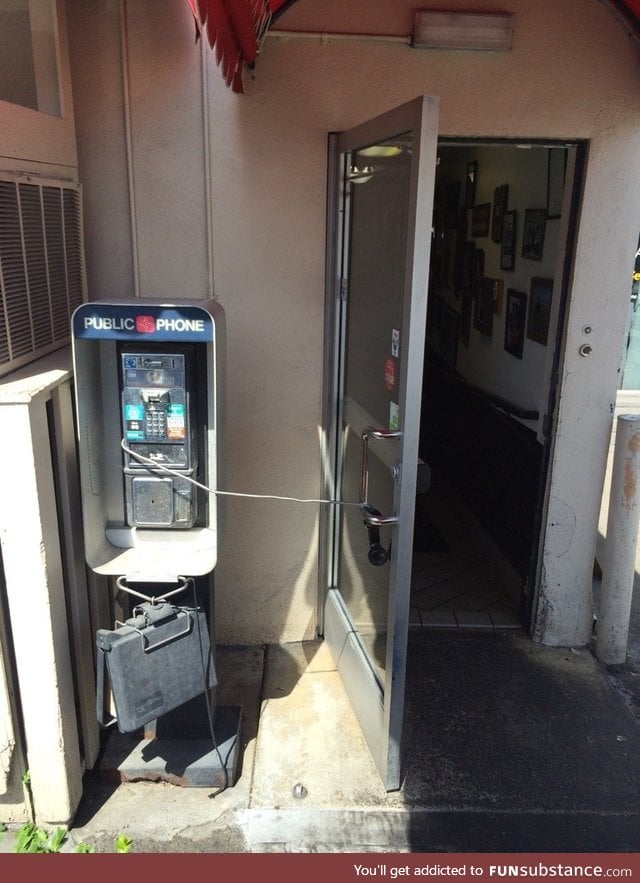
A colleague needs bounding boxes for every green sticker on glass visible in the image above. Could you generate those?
[389,401,399,430]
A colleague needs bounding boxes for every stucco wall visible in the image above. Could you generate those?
[66,0,640,646]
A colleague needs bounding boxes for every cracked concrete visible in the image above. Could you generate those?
[2,625,636,854]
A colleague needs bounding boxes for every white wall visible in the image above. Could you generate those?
[66,0,640,647]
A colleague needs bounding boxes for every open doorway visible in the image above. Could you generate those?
[321,103,583,788]
[412,140,578,634]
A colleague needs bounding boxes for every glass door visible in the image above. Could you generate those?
[322,96,439,790]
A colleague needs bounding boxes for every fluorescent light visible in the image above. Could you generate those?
[357,145,404,158]
[349,165,374,184]
[412,11,513,51]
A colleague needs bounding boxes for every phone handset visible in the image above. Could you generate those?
[119,348,197,529]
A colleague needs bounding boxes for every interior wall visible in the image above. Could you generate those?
[431,143,565,441]
[66,0,640,647]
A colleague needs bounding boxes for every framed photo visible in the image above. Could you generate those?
[492,278,505,315]
[504,288,527,358]
[547,148,567,220]
[500,210,517,271]
[522,208,547,261]
[459,289,473,347]
[471,202,491,238]
[439,302,459,365]
[527,277,554,345]
[465,161,477,209]
[473,277,494,337]
[491,184,509,243]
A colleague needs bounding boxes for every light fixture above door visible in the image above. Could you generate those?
[357,145,404,159]
[348,165,375,184]
[412,11,513,51]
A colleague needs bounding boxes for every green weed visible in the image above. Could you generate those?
[5,770,133,853]
[4,820,131,853]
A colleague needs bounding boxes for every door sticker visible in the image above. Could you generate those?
[389,401,399,431]
[391,329,400,358]
[384,356,396,390]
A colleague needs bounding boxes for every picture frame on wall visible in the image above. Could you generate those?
[473,277,494,337]
[527,277,554,345]
[504,288,527,359]
[492,278,505,315]
[465,161,477,208]
[500,210,517,271]
[491,184,509,243]
[546,148,567,220]
[471,202,491,238]
[522,208,547,261]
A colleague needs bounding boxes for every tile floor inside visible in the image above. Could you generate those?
[409,482,522,631]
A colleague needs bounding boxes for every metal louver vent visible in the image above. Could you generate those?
[0,175,86,378]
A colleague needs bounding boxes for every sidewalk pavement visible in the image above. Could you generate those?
[3,502,640,858]
[3,587,640,855]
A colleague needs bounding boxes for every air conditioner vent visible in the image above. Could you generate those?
[0,175,86,378]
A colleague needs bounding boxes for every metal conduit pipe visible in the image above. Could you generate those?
[265,29,412,44]
[596,414,640,666]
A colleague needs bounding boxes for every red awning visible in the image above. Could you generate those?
[186,0,291,93]
[608,0,640,38]
[187,0,640,94]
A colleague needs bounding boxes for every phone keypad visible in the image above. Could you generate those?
[145,409,168,438]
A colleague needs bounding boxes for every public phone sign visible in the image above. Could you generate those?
[73,302,214,341]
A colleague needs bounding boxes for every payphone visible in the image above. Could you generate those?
[119,345,199,529]
[72,297,239,789]
[71,298,222,578]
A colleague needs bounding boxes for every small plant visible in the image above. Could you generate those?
[14,822,68,853]
[115,834,134,853]
[21,770,36,823]
[11,822,131,853]
[11,771,133,853]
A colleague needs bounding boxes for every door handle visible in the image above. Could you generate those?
[362,507,390,566]
[359,427,402,525]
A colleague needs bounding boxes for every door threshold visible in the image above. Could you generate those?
[410,608,522,630]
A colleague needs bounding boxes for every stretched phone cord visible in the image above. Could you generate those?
[183,576,230,796]
[120,439,362,508]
